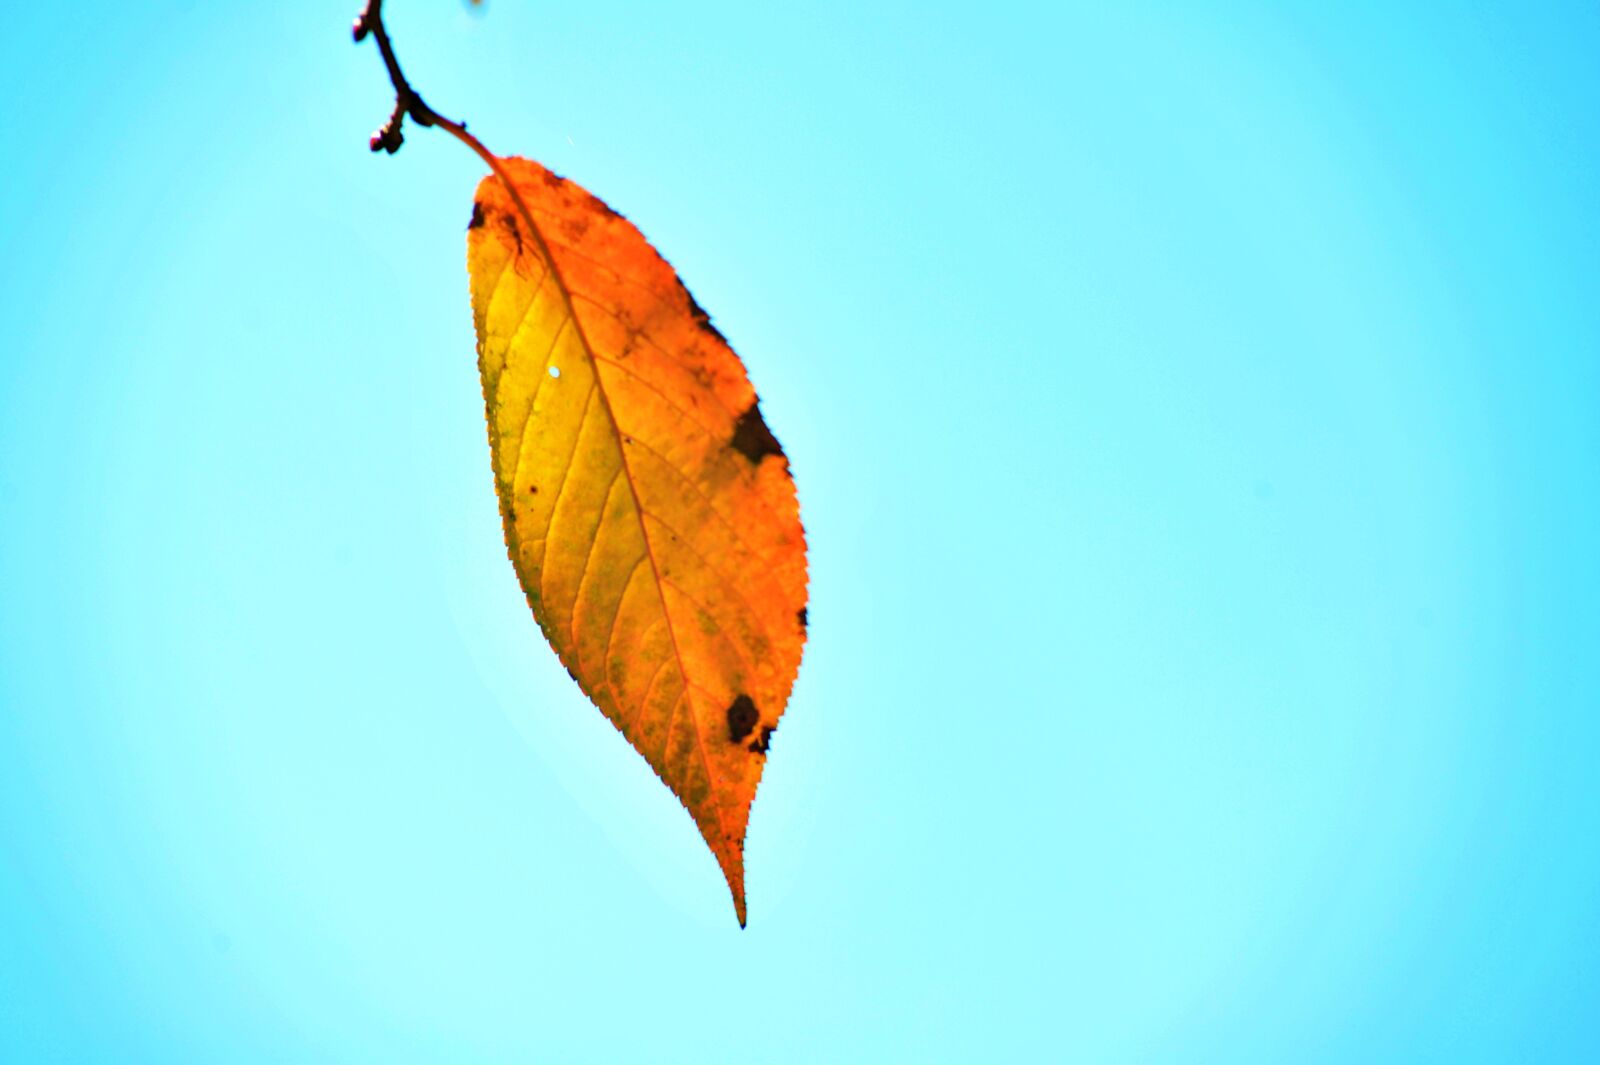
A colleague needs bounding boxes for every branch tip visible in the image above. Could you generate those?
[350,0,502,176]
[354,0,461,157]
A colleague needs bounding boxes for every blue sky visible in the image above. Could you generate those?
[3,2,1599,1061]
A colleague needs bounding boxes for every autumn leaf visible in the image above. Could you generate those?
[349,0,805,924]
[466,158,808,925]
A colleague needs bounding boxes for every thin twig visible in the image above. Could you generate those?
[352,1,549,284]
[353,0,469,155]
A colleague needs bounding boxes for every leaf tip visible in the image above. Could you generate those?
[716,845,748,928]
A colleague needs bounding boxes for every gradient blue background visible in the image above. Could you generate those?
[3,2,1598,1061]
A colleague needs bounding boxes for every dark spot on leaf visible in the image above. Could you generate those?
[726,694,759,743]
[542,169,565,188]
[565,666,579,683]
[676,279,729,344]
[528,485,538,494]
[731,403,784,465]
[468,202,485,230]
[585,191,623,220]
[748,725,775,755]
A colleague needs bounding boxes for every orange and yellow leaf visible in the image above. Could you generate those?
[466,158,807,925]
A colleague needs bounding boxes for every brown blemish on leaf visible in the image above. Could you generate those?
[731,403,785,465]
[797,607,808,629]
[585,191,623,220]
[726,694,759,743]
[747,725,774,755]
[677,279,729,344]
[468,202,485,230]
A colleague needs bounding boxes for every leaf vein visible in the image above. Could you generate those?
[601,584,653,713]
[660,577,756,673]
[643,510,780,660]
[534,385,597,608]
[625,435,783,571]
[568,469,625,659]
